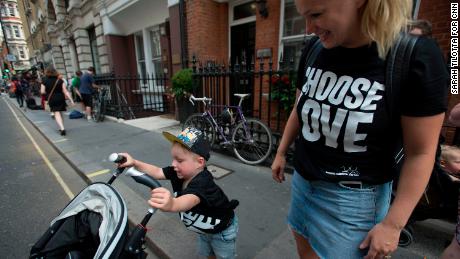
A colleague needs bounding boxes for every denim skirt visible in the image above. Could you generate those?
[287,171,392,259]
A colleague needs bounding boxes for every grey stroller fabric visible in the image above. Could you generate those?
[51,183,128,259]
[43,182,128,259]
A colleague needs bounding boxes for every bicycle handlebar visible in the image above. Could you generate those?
[189,95,212,106]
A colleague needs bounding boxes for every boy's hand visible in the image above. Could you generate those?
[117,152,135,168]
[149,187,174,211]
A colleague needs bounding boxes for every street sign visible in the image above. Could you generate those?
[6,54,16,62]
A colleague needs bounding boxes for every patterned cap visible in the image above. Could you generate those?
[163,127,211,160]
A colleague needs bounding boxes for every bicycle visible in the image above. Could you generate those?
[183,94,273,165]
[92,87,107,122]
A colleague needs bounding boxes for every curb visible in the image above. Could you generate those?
[8,98,170,259]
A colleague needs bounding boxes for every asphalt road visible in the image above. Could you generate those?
[0,96,89,257]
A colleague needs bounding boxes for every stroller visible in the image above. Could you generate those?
[30,154,161,259]
[394,147,460,247]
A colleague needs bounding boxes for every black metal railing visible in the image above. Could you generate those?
[94,73,170,120]
[191,54,297,143]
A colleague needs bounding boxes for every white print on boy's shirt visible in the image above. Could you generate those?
[299,67,384,153]
[174,191,222,234]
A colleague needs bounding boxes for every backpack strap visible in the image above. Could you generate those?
[304,36,322,70]
[385,33,419,123]
[386,33,419,166]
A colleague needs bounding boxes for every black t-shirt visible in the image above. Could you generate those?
[163,166,236,234]
[294,36,448,184]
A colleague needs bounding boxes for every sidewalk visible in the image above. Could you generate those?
[7,96,428,259]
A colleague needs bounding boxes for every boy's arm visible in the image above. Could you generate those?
[118,152,166,180]
[149,187,200,212]
[133,159,166,180]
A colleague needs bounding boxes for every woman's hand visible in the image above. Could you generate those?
[271,153,287,183]
[117,152,136,168]
[360,221,400,259]
[148,187,174,211]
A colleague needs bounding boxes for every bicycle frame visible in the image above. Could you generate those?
[200,103,252,145]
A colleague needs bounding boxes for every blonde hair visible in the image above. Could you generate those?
[172,142,203,161]
[441,145,460,162]
[361,0,412,59]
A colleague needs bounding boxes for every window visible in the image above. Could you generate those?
[18,46,25,59]
[280,0,306,69]
[8,4,15,16]
[13,26,20,38]
[150,29,162,76]
[135,33,146,77]
[5,25,12,39]
[233,1,256,20]
[0,4,6,17]
[88,27,101,74]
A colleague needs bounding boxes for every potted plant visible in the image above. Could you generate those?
[269,72,296,112]
[171,68,195,123]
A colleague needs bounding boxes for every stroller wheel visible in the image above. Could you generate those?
[398,226,414,247]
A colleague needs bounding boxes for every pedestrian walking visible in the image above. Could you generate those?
[118,127,239,259]
[271,0,448,258]
[40,66,74,136]
[12,76,24,107]
[79,67,99,121]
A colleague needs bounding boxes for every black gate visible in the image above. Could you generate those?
[191,54,297,140]
[94,73,170,120]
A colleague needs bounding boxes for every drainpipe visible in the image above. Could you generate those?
[179,0,188,68]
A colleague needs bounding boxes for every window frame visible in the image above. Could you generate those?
[278,0,309,70]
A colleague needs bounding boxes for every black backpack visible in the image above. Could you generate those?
[301,33,419,169]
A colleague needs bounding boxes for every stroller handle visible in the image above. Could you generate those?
[126,167,162,190]
[109,153,127,164]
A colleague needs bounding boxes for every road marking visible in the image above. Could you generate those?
[33,121,45,124]
[87,169,111,178]
[53,138,68,143]
[3,98,75,199]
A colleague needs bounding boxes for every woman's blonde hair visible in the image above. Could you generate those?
[361,0,413,59]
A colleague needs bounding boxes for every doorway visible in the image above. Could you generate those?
[230,21,255,115]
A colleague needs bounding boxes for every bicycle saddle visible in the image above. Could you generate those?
[234,93,250,99]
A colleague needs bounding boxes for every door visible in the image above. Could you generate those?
[230,22,255,115]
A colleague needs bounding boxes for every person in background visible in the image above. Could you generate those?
[71,70,82,105]
[40,66,74,136]
[12,76,24,107]
[271,0,448,258]
[78,67,99,121]
[409,19,432,37]
[441,109,460,259]
[21,72,31,100]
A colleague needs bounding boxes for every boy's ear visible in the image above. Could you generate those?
[197,156,206,166]
[440,160,446,168]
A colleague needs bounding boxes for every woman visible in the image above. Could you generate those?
[271,0,447,258]
[40,67,74,136]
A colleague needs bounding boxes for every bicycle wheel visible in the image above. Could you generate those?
[92,96,104,122]
[183,114,215,146]
[232,118,273,165]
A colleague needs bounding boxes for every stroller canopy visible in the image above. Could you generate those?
[31,182,128,259]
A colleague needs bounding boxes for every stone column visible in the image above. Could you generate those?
[94,13,109,73]
[51,43,66,75]
[59,35,74,79]
[73,28,92,71]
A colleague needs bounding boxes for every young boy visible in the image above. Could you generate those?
[119,127,239,259]
[440,145,460,259]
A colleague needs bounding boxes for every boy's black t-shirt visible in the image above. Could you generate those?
[163,166,235,234]
[294,37,448,184]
